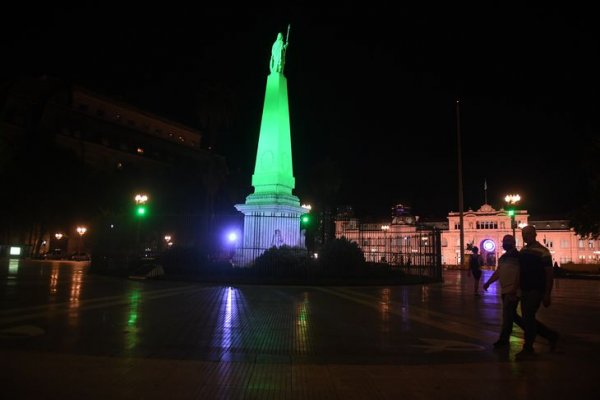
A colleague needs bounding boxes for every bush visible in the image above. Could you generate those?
[253,245,311,277]
[318,237,366,276]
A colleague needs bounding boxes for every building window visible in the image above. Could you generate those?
[578,240,585,248]
[589,241,594,249]
[560,239,569,248]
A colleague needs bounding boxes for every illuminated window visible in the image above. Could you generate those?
[560,239,569,248]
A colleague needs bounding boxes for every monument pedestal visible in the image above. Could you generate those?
[235,194,305,266]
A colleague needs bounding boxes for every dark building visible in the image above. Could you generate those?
[0,75,229,257]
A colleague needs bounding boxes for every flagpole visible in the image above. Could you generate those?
[484,179,488,205]
[456,100,465,268]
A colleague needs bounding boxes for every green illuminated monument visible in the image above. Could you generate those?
[235,26,306,264]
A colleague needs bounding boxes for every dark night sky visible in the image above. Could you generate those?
[2,4,598,219]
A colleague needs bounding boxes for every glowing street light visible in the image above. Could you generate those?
[504,194,521,238]
[55,233,63,240]
[135,194,148,204]
[134,193,149,252]
[76,226,87,252]
[381,225,390,263]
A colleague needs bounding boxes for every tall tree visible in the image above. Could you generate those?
[569,133,600,239]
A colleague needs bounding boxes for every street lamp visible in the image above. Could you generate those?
[55,233,63,240]
[504,194,521,238]
[381,225,390,263]
[164,235,172,249]
[134,193,149,253]
[76,226,87,252]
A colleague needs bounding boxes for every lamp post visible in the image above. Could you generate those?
[381,225,390,263]
[164,235,172,250]
[54,233,64,256]
[504,194,521,238]
[76,226,87,253]
[134,193,149,253]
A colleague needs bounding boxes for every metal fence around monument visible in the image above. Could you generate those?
[336,224,443,281]
[225,216,442,282]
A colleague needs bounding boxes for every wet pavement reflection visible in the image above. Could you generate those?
[1,260,600,398]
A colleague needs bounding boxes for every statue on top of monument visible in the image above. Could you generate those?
[270,25,290,74]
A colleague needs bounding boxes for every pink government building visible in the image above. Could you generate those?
[335,204,600,267]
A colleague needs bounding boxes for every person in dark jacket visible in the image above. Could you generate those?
[484,234,559,351]
[516,225,559,359]
[468,246,483,296]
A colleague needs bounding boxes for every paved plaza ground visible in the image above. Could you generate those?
[1,259,599,399]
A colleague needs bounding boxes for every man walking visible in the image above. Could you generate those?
[483,235,521,348]
[517,225,559,358]
[484,234,558,351]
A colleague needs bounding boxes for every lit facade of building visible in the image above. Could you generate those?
[335,204,600,267]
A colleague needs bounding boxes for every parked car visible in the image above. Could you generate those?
[43,249,65,260]
[70,252,91,261]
